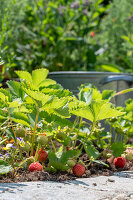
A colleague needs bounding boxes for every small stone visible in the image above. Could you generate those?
[107,178,115,182]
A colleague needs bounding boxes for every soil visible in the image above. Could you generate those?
[0,153,133,183]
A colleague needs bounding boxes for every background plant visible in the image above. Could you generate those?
[96,0,133,73]
[0,0,109,77]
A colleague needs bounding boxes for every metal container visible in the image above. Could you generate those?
[48,72,133,106]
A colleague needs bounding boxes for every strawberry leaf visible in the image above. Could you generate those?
[32,68,48,86]
[111,142,126,157]
[15,71,32,82]
[84,141,99,159]
[7,81,25,99]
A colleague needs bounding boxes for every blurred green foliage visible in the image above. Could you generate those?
[96,0,133,73]
[0,0,133,77]
[0,0,108,76]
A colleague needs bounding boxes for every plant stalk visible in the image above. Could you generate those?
[31,108,39,156]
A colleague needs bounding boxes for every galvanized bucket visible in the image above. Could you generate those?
[48,72,133,106]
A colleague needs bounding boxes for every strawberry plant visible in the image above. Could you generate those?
[0,68,133,179]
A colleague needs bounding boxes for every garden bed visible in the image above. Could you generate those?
[0,69,133,183]
[1,153,133,183]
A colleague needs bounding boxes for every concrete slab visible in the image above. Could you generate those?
[0,173,133,200]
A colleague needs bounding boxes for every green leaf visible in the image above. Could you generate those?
[102,90,115,101]
[70,106,94,122]
[69,100,94,121]
[48,149,81,171]
[40,111,73,128]
[13,105,32,114]
[0,88,11,101]
[84,141,99,159]
[78,87,102,103]
[91,101,125,121]
[49,160,68,171]
[92,89,102,101]
[8,101,19,108]
[126,99,133,112]
[70,100,124,122]
[78,88,93,105]
[32,68,49,86]
[42,97,68,110]
[0,115,7,120]
[60,149,81,164]
[121,36,133,46]
[24,88,52,106]
[0,160,13,174]
[0,92,6,101]
[39,79,56,88]
[97,64,122,73]
[15,71,32,82]
[48,152,68,171]
[114,88,133,97]
[11,112,30,127]
[41,88,72,98]
[7,81,25,99]
[0,139,7,145]
[111,142,126,157]
[54,104,71,118]
[93,160,109,167]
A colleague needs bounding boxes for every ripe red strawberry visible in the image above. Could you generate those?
[72,164,85,177]
[29,162,42,172]
[66,147,70,151]
[90,31,95,37]
[113,157,126,168]
[37,149,48,162]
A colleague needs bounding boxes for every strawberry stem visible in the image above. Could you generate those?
[31,107,39,156]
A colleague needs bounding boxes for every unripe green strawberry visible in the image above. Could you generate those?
[56,131,66,140]
[125,153,133,161]
[67,159,76,168]
[37,135,48,145]
[16,128,26,137]
[21,142,31,152]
